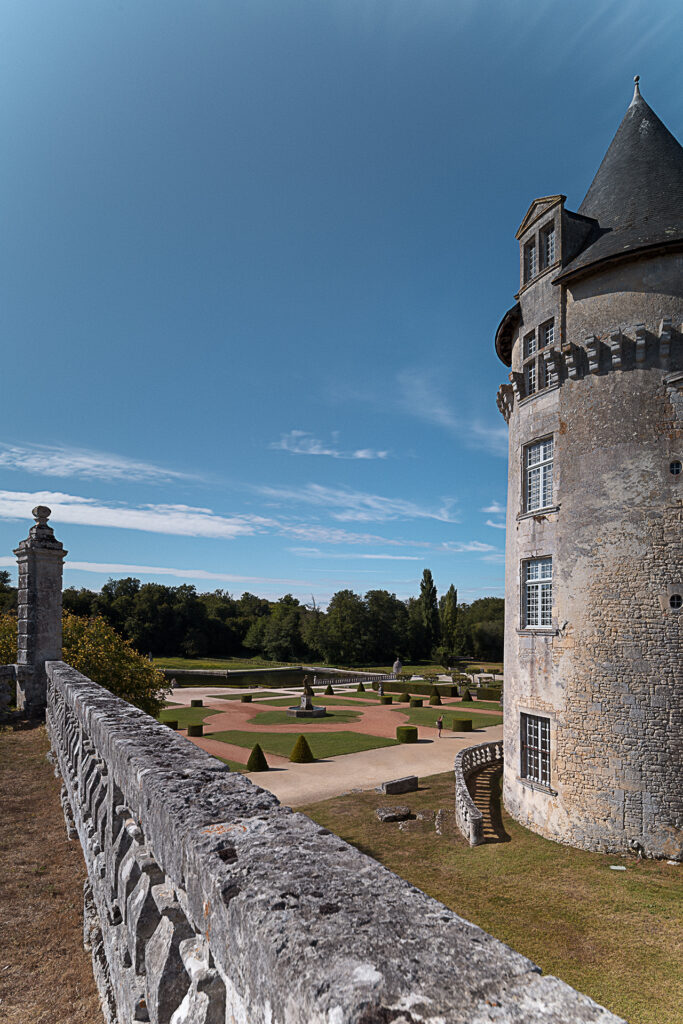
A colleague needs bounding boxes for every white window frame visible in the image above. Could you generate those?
[539,318,554,349]
[520,713,551,786]
[540,224,556,268]
[524,240,537,282]
[525,437,554,512]
[522,557,553,628]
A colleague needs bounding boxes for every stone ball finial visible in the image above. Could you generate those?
[32,505,51,526]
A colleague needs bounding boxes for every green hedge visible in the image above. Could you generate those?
[187,723,204,737]
[290,734,315,763]
[246,743,269,771]
[374,680,458,697]
[240,694,253,702]
[190,699,203,707]
[379,695,393,705]
[165,720,179,730]
[429,693,442,706]
[396,725,418,744]
[356,682,366,693]
[451,718,472,732]
[478,686,502,701]
[325,683,335,695]
[409,698,423,708]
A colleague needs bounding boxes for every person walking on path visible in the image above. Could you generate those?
[436,714,443,738]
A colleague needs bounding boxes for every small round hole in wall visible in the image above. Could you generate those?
[670,460,682,475]
[670,594,682,610]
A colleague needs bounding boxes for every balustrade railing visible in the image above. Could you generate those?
[454,741,504,846]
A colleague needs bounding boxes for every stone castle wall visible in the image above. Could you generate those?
[502,252,683,859]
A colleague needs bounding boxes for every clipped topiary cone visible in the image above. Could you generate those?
[357,681,366,692]
[325,683,334,695]
[289,734,315,763]
[246,743,269,772]
[461,689,472,702]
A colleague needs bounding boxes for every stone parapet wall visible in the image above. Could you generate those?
[0,663,16,715]
[454,742,504,846]
[46,660,623,1024]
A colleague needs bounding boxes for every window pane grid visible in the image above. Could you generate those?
[543,227,555,266]
[525,363,537,395]
[523,558,552,627]
[521,714,550,785]
[525,440,553,511]
[524,332,537,358]
[539,320,554,349]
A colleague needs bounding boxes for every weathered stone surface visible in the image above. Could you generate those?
[14,506,67,716]
[378,775,418,795]
[375,805,412,822]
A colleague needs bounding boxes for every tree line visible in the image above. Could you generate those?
[0,569,504,665]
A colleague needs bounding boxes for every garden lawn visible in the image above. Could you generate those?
[158,707,220,728]
[209,756,249,772]
[458,699,503,710]
[259,696,372,708]
[211,691,284,700]
[397,706,502,730]
[155,657,296,671]
[300,773,679,1024]
[207,730,397,759]
[247,708,361,726]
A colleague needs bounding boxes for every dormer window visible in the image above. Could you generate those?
[524,240,537,282]
[540,224,556,268]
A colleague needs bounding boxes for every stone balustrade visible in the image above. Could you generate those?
[454,741,505,847]
[46,660,622,1024]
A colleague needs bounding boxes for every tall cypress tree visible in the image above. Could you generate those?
[419,569,440,657]
[439,584,458,662]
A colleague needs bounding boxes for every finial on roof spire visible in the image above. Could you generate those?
[630,75,641,106]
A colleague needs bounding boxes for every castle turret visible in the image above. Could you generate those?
[495,79,682,859]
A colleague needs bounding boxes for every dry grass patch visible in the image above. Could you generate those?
[0,723,101,1024]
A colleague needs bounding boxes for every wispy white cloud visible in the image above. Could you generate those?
[483,501,506,515]
[63,559,317,586]
[486,519,506,530]
[0,491,270,539]
[256,483,459,524]
[433,540,498,553]
[289,547,423,561]
[0,443,195,483]
[395,370,508,456]
[270,430,388,461]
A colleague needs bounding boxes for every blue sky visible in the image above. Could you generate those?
[1,0,681,606]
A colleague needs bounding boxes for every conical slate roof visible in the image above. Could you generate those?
[556,80,683,282]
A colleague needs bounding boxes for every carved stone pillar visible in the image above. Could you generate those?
[14,506,67,716]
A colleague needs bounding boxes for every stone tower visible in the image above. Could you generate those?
[494,79,682,859]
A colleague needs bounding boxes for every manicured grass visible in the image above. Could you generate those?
[209,755,249,772]
[247,708,362,726]
[300,772,680,1024]
[210,690,284,700]
[156,656,298,671]
[458,699,503,710]
[207,730,397,759]
[259,696,373,708]
[395,706,502,730]
[158,706,220,728]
